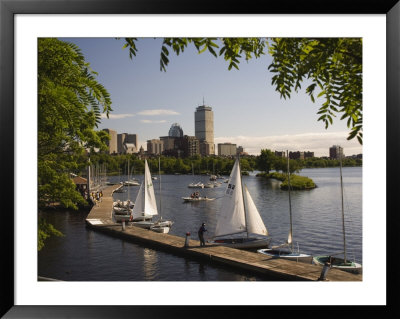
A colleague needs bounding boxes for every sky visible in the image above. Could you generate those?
[61,37,363,157]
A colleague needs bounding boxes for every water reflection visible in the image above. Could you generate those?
[143,248,158,280]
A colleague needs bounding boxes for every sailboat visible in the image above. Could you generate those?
[312,154,362,273]
[113,169,125,193]
[258,151,311,261]
[123,161,140,186]
[150,157,174,233]
[188,162,204,188]
[113,166,133,223]
[208,157,271,250]
[130,159,159,228]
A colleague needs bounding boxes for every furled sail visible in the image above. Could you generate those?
[287,230,293,245]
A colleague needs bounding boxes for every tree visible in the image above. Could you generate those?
[268,38,362,144]
[38,38,112,249]
[122,37,362,144]
[256,149,276,173]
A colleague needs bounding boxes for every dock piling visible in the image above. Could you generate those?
[318,262,331,281]
[184,232,191,247]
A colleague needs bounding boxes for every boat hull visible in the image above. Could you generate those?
[312,255,362,274]
[258,248,312,262]
[150,225,170,233]
[113,214,131,223]
[132,220,173,230]
[182,197,215,202]
[131,221,154,229]
[209,236,271,250]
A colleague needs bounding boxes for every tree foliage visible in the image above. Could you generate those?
[268,38,362,144]
[38,38,112,210]
[84,153,257,176]
[38,38,112,249]
[256,149,275,173]
[122,37,362,144]
[38,218,64,251]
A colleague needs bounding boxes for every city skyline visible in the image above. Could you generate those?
[61,37,363,157]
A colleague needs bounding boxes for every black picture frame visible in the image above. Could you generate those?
[1,0,398,317]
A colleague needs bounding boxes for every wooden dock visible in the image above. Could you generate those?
[86,185,362,281]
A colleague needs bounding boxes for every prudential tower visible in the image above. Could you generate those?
[194,103,215,156]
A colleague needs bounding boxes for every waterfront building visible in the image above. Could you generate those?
[117,133,127,153]
[194,104,215,156]
[168,123,184,138]
[200,141,214,156]
[160,136,177,152]
[147,139,164,155]
[237,146,244,155]
[275,151,286,158]
[123,143,137,154]
[329,145,344,159]
[182,135,200,157]
[289,151,305,160]
[125,134,138,148]
[304,151,314,158]
[103,129,117,154]
[218,143,237,156]
[117,133,138,154]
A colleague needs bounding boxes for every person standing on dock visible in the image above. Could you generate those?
[198,222,207,247]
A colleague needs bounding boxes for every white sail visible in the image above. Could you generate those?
[131,160,158,219]
[131,181,144,218]
[214,159,246,237]
[143,160,158,216]
[243,185,268,236]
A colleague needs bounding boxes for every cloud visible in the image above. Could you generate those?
[215,131,363,157]
[137,109,180,116]
[141,119,167,124]
[100,113,135,120]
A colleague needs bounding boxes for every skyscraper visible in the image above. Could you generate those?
[168,123,184,138]
[117,133,138,154]
[103,128,117,154]
[329,145,344,159]
[194,104,215,155]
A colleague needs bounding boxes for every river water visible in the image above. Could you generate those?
[38,167,362,281]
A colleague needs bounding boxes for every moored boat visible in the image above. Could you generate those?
[312,153,362,273]
[208,157,271,250]
[257,151,310,261]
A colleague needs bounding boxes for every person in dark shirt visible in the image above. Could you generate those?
[198,223,207,247]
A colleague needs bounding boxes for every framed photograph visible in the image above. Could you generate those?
[1,0,398,317]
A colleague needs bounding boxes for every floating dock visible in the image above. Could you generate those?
[86,185,362,281]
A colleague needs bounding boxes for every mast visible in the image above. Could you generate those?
[287,150,293,251]
[127,158,130,202]
[159,157,162,221]
[339,152,347,262]
[238,155,249,239]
